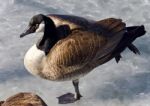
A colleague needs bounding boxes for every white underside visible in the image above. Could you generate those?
[24,45,89,81]
[24,44,45,76]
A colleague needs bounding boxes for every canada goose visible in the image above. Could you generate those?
[20,14,146,103]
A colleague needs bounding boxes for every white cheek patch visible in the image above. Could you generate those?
[36,22,45,33]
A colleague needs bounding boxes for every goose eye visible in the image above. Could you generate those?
[35,24,39,28]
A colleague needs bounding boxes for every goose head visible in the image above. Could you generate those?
[20,14,59,55]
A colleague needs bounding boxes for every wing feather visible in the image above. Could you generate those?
[47,30,107,67]
[96,18,126,33]
[46,18,126,75]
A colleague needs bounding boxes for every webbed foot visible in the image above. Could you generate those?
[57,92,82,104]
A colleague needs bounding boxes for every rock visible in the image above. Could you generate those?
[1,92,47,106]
[0,101,4,106]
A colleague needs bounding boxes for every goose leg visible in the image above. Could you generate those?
[72,79,82,100]
[57,79,82,104]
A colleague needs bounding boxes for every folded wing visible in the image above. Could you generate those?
[47,18,126,74]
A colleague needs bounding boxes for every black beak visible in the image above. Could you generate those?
[20,26,36,38]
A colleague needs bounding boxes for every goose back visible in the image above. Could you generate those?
[40,18,126,81]
[48,14,94,30]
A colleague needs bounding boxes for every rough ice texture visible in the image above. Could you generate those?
[0,0,150,106]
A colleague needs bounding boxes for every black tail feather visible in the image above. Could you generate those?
[115,54,122,63]
[127,25,146,39]
[112,25,146,63]
[128,44,140,55]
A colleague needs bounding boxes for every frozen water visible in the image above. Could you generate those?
[0,0,150,106]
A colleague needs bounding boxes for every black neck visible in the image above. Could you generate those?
[37,15,59,55]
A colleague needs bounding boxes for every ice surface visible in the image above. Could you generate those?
[0,0,150,106]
